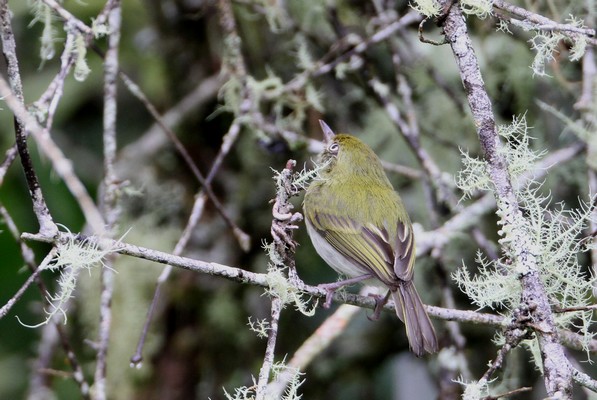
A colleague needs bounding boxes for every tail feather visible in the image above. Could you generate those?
[392,283,438,356]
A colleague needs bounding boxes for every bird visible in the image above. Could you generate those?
[303,120,438,356]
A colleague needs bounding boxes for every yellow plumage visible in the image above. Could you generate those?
[304,121,438,356]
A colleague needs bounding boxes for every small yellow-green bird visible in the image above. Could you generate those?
[303,120,438,356]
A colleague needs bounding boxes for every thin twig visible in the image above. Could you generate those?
[0,74,105,233]
[118,73,251,251]
[368,73,453,222]
[130,121,242,366]
[255,297,283,400]
[94,1,122,399]
[285,10,422,93]
[0,143,18,187]
[481,386,532,400]
[117,76,227,360]
[480,308,534,383]
[0,250,55,319]
[0,205,90,398]
[255,159,304,397]
[266,301,361,398]
[0,0,57,237]
[575,1,597,303]
[572,367,597,392]
[492,0,597,45]
[117,73,224,164]
[35,0,127,129]
[418,17,448,45]
[0,203,36,266]
[554,304,597,313]
[27,0,120,154]
[435,257,473,389]
[128,194,207,366]
[41,0,91,35]
[28,320,60,398]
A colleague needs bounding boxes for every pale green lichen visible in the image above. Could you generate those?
[457,115,543,199]
[456,149,492,199]
[529,31,563,77]
[272,361,305,400]
[454,377,491,400]
[460,0,493,19]
[454,115,597,354]
[496,19,512,34]
[222,377,258,400]
[247,316,271,339]
[453,251,521,311]
[72,33,91,81]
[565,15,589,61]
[91,17,110,38]
[409,0,441,17]
[295,35,315,71]
[18,226,123,328]
[29,0,58,61]
[527,15,588,76]
[221,362,304,400]
[264,266,317,317]
[497,114,546,184]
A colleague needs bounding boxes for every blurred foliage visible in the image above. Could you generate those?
[0,0,595,399]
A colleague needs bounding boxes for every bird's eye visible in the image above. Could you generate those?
[328,142,339,154]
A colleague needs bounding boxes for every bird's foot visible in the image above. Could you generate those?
[317,274,373,308]
[367,291,392,321]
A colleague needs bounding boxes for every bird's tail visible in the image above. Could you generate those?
[392,282,438,356]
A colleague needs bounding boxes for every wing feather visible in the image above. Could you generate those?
[309,210,413,286]
[393,221,415,281]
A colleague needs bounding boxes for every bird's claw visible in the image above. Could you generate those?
[367,291,391,321]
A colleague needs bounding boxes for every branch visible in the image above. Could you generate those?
[41,0,92,36]
[482,386,532,400]
[0,250,54,319]
[440,1,573,396]
[18,229,597,349]
[572,367,597,392]
[417,142,584,256]
[480,307,534,384]
[14,230,501,327]
[34,0,116,130]
[256,159,304,398]
[493,0,597,45]
[0,0,57,237]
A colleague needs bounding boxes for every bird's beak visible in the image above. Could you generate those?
[319,119,335,144]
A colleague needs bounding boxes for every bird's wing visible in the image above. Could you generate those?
[391,221,415,281]
[309,211,408,286]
